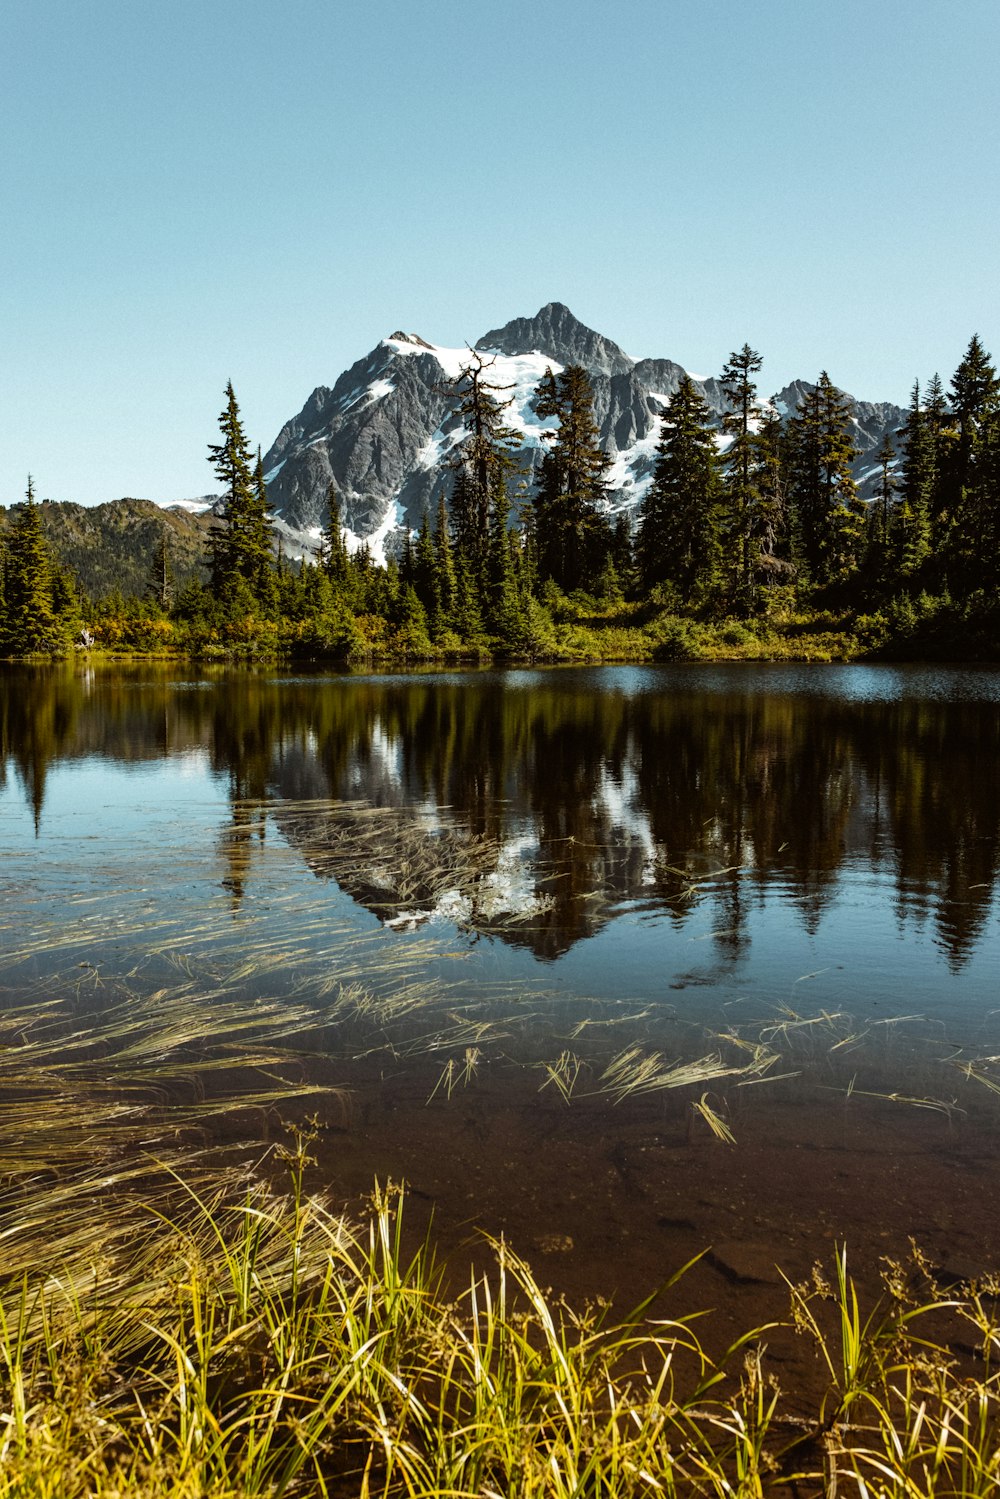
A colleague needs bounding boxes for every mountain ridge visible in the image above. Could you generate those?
[258,303,907,558]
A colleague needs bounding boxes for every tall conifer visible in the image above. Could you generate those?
[719,344,765,611]
[530,364,611,592]
[787,374,864,585]
[638,377,721,598]
[2,478,62,653]
[207,383,276,609]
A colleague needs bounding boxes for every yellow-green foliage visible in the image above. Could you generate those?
[2,1152,999,1498]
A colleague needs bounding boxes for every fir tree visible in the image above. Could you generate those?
[319,481,351,587]
[207,383,276,610]
[787,373,864,586]
[893,382,932,580]
[638,376,721,598]
[922,373,951,544]
[942,336,1000,588]
[431,494,457,636]
[530,364,611,592]
[756,403,789,565]
[147,521,174,610]
[2,478,62,654]
[414,510,437,617]
[719,344,766,611]
[444,352,522,581]
[452,552,485,645]
[484,477,530,649]
[865,430,898,580]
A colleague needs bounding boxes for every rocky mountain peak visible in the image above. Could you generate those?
[476,302,635,377]
[387,332,435,350]
[248,304,906,555]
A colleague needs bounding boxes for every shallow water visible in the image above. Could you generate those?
[3,660,1000,1360]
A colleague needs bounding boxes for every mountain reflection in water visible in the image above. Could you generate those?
[7,659,1000,1347]
[3,662,998,972]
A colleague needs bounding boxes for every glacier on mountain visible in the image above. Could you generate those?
[185,303,907,554]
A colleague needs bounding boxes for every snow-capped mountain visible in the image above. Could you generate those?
[257,303,906,558]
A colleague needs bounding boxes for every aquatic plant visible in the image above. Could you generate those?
[1,1145,999,1498]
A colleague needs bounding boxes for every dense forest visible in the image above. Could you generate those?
[3,335,1000,661]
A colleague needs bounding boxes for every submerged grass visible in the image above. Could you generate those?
[4,843,1000,1491]
[1,1142,999,1498]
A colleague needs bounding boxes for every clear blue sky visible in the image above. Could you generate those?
[3,0,998,507]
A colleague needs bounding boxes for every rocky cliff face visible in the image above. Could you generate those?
[258,303,906,556]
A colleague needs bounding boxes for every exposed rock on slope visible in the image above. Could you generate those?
[260,303,906,551]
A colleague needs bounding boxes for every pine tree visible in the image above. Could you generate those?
[922,373,952,545]
[893,382,932,580]
[147,521,174,610]
[638,376,721,599]
[2,478,62,654]
[452,552,485,645]
[530,364,611,592]
[787,373,864,586]
[319,481,351,587]
[207,383,276,610]
[249,450,278,608]
[414,510,437,617]
[431,494,457,636]
[719,344,766,611]
[483,473,531,649]
[865,430,898,581]
[942,336,1000,589]
[444,352,522,582]
[756,403,789,565]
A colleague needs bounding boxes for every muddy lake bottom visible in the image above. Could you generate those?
[264,1053,1000,1408]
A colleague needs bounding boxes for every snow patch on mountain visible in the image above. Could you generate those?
[255,305,907,540]
[342,498,402,565]
[169,496,217,514]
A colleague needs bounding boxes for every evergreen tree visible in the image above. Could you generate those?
[719,344,766,611]
[787,373,864,586]
[249,449,278,608]
[638,376,721,599]
[2,479,63,654]
[922,373,952,547]
[530,364,612,592]
[147,521,174,610]
[609,513,636,595]
[950,334,1000,453]
[756,403,789,566]
[893,382,932,580]
[431,494,457,636]
[452,552,485,645]
[444,352,522,581]
[865,430,898,581]
[484,476,530,648]
[319,481,351,588]
[942,336,1000,588]
[414,510,437,617]
[207,383,276,610]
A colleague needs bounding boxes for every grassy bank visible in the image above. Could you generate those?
[2,1141,999,1498]
[56,586,999,666]
[0,968,998,1496]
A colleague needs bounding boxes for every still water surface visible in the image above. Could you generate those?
[3,662,1000,1341]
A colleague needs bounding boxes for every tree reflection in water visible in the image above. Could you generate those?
[2,662,999,969]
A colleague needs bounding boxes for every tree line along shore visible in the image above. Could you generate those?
[3,335,1000,663]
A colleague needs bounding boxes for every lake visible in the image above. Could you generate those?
[2,660,1000,1365]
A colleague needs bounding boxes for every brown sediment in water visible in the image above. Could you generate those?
[295,1054,1000,1402]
